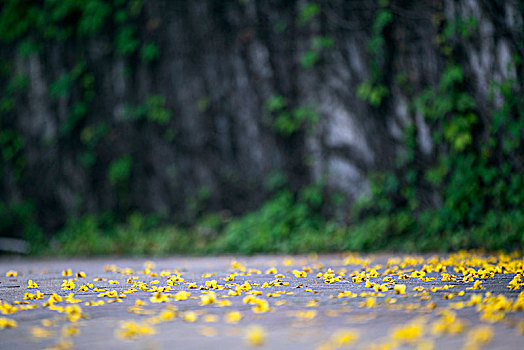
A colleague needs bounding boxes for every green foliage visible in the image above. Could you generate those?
[52,213,200,256]
[185,186,212,222]
[0,72,29,181]
[352,50,524,251]
[265,96,319,136]
[78,151,97,169]
[1,71,30,117]
[4,1,523,257]
[78,1,112,35]
[6,73,29,93]
[301,50,320,69]
[17,39,42,57]
[140,42,160,63]
[357,81,388,107]
[145,95,171,123]
[115,25,139,56]
[298,2,321,26]
[349,9,524,251]
[414,65,478,152]
[0,200,45,254]
[273,21,287,33]
[49,74,73,99]
[265,170,288,191]
[0,97,14,113]
[357,3,392,107]
[0,129,24,161]
[124,94,172,124]
[108,154,133,185]
[300,35,334,69]
[0,0,112,42]
[0,129,26,180]
[0,0,150,62]
[197,97,211,113]
[80,123,109,148]
[55,216,115,256]
[313,36,334,50]
[215,186,325,254]
[439,15,479,56]
[47,62,95,137]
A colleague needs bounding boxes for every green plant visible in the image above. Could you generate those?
[123,94,172,124]
[47,61,95,137]
[0,72,30,182]
[0,0,147,59]
[298,2,321,26]
[357,2,392,107]
[0,129,26,180]
[301,50,320,69]
[0,0,112,42]
[357,81,388,107]
[80,123,109,148]
[115,25,139,56]
[145,95,171,123]
[55,216,115,256]
[0,200,46,254]
[265,96,319,136]
[215,183,327,254]
[300,35,334,69]
[350,13,524,252]
[108,154,133,186]
[52,212,200,256]
[140,42,160,63]
[6,73,29,93]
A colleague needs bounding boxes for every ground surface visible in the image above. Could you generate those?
[0,252,523,350]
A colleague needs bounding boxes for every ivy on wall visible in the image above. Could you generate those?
[353,6,524,250]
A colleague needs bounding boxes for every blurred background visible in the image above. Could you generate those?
[0,0,522,256]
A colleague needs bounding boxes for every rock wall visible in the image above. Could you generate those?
[0,0,522,233]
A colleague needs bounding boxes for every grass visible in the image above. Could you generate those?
[40,209,524,257]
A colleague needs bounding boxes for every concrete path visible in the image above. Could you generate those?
[0,252,523,349]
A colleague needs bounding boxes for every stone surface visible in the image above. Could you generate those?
[2,1,522,232]
[0,253,523,349]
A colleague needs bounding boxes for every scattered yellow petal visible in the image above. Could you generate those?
[463,325,493,350]
[245,325,266,346]
[394,284,406,295]
[0,317,17,329]
[61,324,80,337]
[150,292,170,303]
[200,291,217,305]
[225,311,242,324]
[116,321,156,340]
[293,270,307,278]
[27,280,39,288]
[203,314,218,323]
[306,300,318,307]
[31,326,53,338]
[390,321,424,343]
[182,311,198,323]
[331,329,359,346]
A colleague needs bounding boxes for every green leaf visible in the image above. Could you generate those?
[115,26,139,56]
[49,74,72,99]
[108,154,133,185]
[298,2,321,25]
[301,50,319,69]
[140,42,160,63]
[145,95,171,124]
[265,96,287,112]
